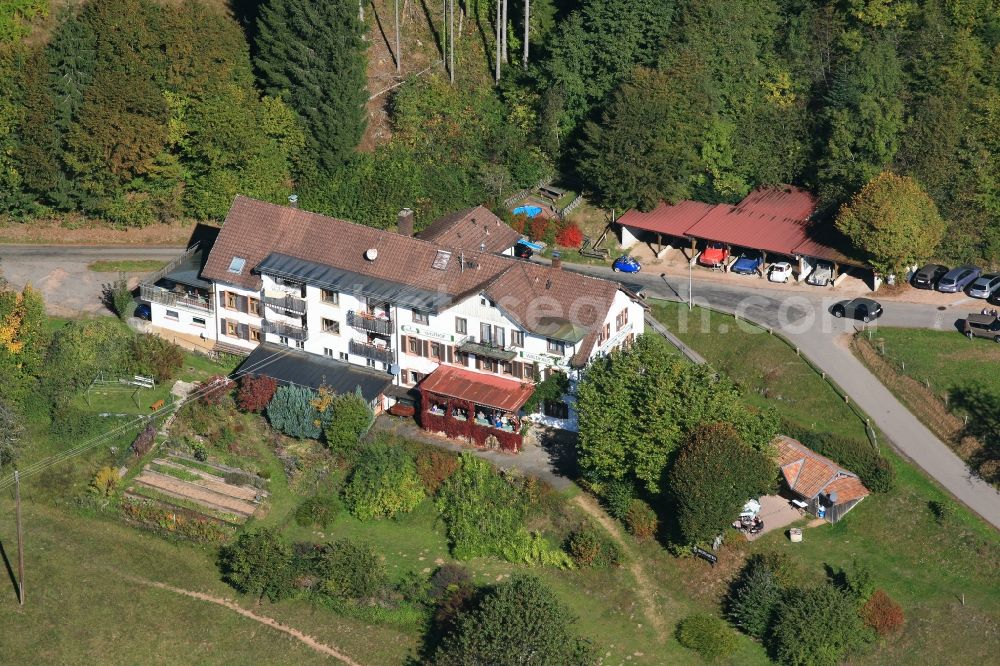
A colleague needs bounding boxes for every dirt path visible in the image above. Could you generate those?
[571,494,668,641]
[130,578,363,665]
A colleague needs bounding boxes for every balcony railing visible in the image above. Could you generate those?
[457,338,518,361]
[140,284,213,312]
[264,293,307,315]
[263,319,308,341]
[347,310,393,336]
[349,339,395,365]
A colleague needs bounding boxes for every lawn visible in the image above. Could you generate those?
[87,259,168,273]
[869,327,1000,397]
[651,300,1000,664]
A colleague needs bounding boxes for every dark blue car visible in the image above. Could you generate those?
[612,255,641,273]
[134,303,152,320]
[731,253,763,275]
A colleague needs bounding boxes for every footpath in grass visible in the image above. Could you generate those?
[651,299,1000,665]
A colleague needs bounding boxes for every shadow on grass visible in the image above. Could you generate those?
[0,537,19,603]
[948,383,1000,483]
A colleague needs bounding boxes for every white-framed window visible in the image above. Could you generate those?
[295,340,304,350]
[324,348,334,357]
[366,358,376,368]
[455,317,467,334]
[547,339,565,355]
[511,330,524,347]
[249,328,261,342]
[321,289,339,304]
[279,335,289,345]
[192,316,206,328]
[413,310,429,325]
[165,310,179,321]
[322,318,340,334]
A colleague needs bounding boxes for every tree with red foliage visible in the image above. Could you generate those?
[237,374,278,413]
[529,216,551,242]
[556,222,584,248]
[861,589,904,636]
[509,214,528,234]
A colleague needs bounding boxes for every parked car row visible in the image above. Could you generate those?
[912,263,1000,300]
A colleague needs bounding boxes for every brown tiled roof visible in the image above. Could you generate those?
[774,436,870,503]
[417,205,521,254]
[201,196,632,363]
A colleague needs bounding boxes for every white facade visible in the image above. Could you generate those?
[149,259,646,427]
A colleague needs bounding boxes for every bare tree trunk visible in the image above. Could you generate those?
[495,0,501,84]
[501,0,508,64]
[522,0,529,67]
[359,0,364,22]
[395,0,401,74]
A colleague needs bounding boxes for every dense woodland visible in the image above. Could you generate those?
[2,0,1000,266]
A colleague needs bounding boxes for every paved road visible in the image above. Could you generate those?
[0,245,182,317]
[563,261,1000,530]
[3,244,998,528]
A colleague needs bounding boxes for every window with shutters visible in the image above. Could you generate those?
[226,321,238,336]
[248,298,260,315]
[493,326,505,348]
[295,340,304,349]
[280,335,289,345]
[430,342,443,359]
[547,339,565,355]
[322,318,340,334]
[511,330,524,347]
[410,370,423,384]
[480,322,493,344]
[412,310,429,325]
[407,337,420,355]
[616,308,628,331]
[225,292,237,309]
[339,352,348,360]
[501,361,513,376]
[455,317,467,334]
[455,350,469,366]
[599,323,610,345]
[477,357,498,373]
[324,348,334,357]
[366,358,376,368]
[249,328,261,342]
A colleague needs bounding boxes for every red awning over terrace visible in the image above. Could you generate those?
[418,365,535,412]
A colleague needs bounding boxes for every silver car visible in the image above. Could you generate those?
[806,261,834,287]
[968,273,1000,299]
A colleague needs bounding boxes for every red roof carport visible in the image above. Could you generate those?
[418,365,535,412]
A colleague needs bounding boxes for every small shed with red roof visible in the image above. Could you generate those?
[774,436,870,524]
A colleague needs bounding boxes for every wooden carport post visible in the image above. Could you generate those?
[760,250,767,278]
[833,261,840,286]
[724,244,732,272]
[657,232,663,256]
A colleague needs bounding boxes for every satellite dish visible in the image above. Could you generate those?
[389,364,400,376]
[365,248,378,261]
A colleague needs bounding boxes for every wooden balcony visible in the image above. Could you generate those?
[263,319,308,341]
[140,284,213,312]
[349,339,395,365]
[347,310,393,336]
[264,293,307,315]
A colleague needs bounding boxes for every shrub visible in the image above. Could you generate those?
[727,556,783,638]
[322,390,374,451]
[91,466,120,496]
[219,528,294,602]
[676,613,739,659]
[102,273,135,320]
[191,441,208,461]
[503,531,575,569]
[236,374,278,413]
[299,538,388,600]
[844,560,876,604]
[131,424,157,458]
[437,454,528,561]
[0,399,24,470]
[624,499,658,540]
[528,216,550,242]
[199,375,234,406]
[565,524,623,568]
[430,564,473,602]
[415,448,461,495]
[343,443,425,520]
[600,479,636,520]
[555,221,584,248]
[294,494,341,528]
[432,575,593,665]
[267,384,321,439]
[130,334,184,382]
[509,213,528,234]
[928,499,956,525]
[861,589,904,636]
[771,585,872,666]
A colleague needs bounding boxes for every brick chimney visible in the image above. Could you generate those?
[551,250,562,270]
[397,208,414,237]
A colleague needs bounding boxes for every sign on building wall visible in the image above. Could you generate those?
[400,324,460,342]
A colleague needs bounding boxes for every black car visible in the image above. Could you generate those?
[832,298,883,323]
[911,263,949,289]
[514,243,533,260]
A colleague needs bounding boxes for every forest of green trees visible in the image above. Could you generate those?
[1,0,999,265]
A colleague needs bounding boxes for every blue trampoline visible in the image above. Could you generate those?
[512,205,543,218]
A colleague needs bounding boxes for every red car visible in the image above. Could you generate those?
[698,242,729,268]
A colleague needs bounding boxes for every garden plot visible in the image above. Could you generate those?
[128,456,266,522]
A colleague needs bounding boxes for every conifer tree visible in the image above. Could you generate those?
[255,0,368,174]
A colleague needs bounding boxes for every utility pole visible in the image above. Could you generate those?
[15,470,24,606]
[448,0,455,84]
[522,0,529,67]
[501,0,508,63]
[395,0,401,75]
[495,0,501,84]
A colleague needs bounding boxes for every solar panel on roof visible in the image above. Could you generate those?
[228,256,246,274]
